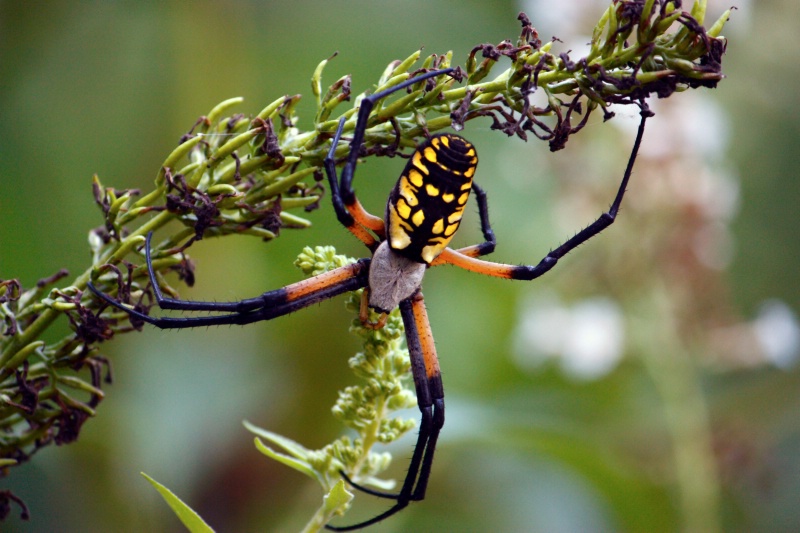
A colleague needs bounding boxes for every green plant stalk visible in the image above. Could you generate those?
[635,284,722,533]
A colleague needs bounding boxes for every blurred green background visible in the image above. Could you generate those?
[1,1,798,531]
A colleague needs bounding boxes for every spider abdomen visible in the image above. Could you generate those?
[386,134,478,264]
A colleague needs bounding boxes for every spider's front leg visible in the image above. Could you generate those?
[323,68,457,251]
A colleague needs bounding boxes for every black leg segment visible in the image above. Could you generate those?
[327,292,444,531]
[509,104,652,280]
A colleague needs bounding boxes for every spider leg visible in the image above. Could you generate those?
[466,182,497,256]
[431,181,497,262]
[338,68,454,203]
[88,258,370,329]
[434,104,651,280]
[327,291,443,531]
[138,231,271,313]
[325,117,383,249]
[325,69,456,250]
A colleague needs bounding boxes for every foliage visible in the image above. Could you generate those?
[0,0,729,526]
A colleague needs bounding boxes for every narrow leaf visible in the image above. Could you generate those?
[141,472,214,533]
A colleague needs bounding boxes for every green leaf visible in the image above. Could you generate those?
[301,480,354,533]
[244,420,324,484]
[244,420,313,459]
[141,472,215,533]
[324,479,354,511]
[253,437,322,482]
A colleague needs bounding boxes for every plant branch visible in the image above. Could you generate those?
[0,1,729,522]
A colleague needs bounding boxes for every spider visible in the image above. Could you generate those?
[89,68,649,530]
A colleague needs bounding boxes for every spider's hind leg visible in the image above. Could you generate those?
[326,291,444,531]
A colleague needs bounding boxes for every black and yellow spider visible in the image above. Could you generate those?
[89,68,649,530]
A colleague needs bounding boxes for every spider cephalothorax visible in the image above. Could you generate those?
[89,68,650,530]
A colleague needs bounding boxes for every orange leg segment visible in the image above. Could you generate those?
[430,247,517,279]
[283,262,370,301]
[408,291,440,380]
[348,198,386,236]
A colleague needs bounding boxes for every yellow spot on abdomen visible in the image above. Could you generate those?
[424,146,437,163]
[408,169,424,187]
[400,178,419,206]
[421,244,444,264]
[389,224,412,249]
[412,152,429,174]
[425,183,440,196]
[396,198,411,219]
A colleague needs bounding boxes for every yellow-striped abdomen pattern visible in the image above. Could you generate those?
[386,134,478,264]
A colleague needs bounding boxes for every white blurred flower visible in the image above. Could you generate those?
[513,293,625,380]
[710,300,800,369]
[754,300,800,369]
